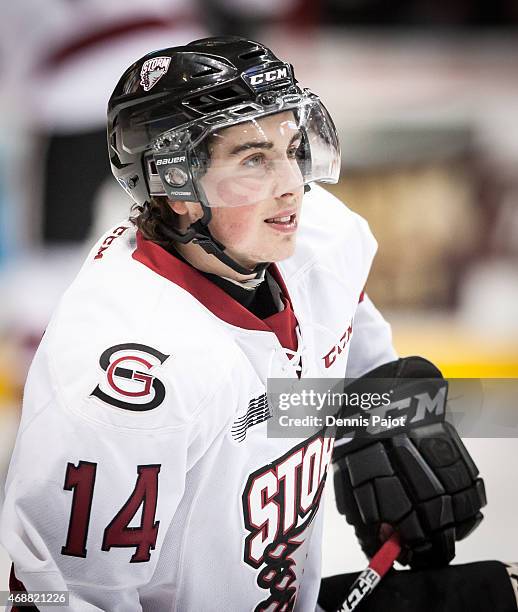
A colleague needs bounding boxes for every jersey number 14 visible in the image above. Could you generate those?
[61,461,160,563]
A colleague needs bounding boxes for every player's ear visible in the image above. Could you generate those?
[168,200,204,224]
[168,200,189,215]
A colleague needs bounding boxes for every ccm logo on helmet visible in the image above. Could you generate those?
[156,156,186,165]
[91,343,170,411]
[246,66,289,87]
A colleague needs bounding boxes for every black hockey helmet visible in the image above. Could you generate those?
[107,36,340,274]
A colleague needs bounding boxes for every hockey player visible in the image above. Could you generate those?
[1,36,516,611]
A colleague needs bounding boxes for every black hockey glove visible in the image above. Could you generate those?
[332,356,487,569]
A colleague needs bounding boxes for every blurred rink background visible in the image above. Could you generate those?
[1,0,518,594]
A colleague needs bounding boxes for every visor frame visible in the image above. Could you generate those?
[143,89,340,206]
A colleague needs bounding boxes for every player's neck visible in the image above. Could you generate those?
[172,240,258,282]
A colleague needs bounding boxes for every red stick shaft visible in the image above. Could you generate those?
[338,533,401,612]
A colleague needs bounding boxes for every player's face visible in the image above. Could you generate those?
[199,111,305,268]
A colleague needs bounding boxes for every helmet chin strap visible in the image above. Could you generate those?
[158,203,269,279]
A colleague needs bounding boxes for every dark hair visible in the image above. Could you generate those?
[130,197,180,248]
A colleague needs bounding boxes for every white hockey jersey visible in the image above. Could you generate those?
[1,185,396,611]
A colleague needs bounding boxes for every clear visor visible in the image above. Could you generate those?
[148,93,340,207]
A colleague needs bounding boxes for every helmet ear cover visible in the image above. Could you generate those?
[147,150,200,203]
[145,133,215,203]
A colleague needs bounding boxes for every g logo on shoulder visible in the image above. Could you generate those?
[91,343,170,411]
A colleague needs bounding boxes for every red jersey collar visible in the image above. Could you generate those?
[132,231,298,351]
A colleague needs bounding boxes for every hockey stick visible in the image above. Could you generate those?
[338,533,401,611]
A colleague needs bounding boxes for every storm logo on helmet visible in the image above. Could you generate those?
[140,57,172,92]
